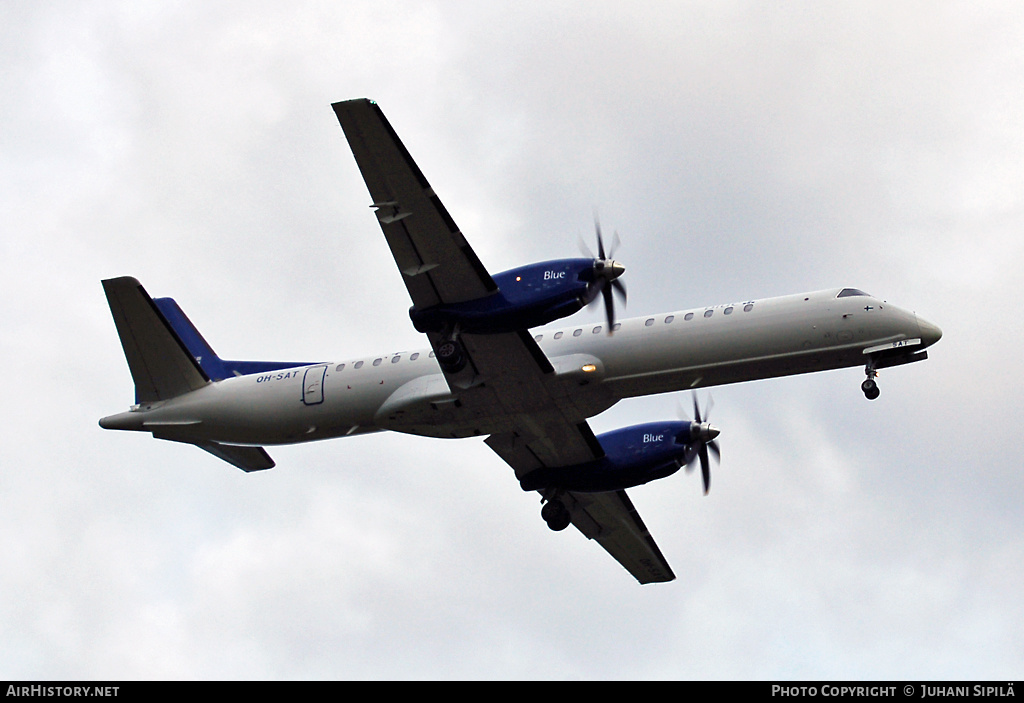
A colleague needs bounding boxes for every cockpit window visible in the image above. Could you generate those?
[837,288,870,298]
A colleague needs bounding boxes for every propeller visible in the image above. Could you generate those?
[679,392,721,495]
[579,216,627,332]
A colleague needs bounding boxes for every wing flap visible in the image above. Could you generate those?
[564,490,676,584]
[485,422,602,481]
[487,425,675,584]
[455,330,602,468]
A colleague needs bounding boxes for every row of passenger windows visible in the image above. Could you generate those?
[533,303,756,341]
[332,302,757,370]
[335,350,434,372]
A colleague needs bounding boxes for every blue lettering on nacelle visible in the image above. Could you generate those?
[519,422,693,493]
[408,258,593,335]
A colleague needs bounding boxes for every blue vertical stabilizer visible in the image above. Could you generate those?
[152,297,313,381]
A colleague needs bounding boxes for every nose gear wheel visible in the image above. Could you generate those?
[862,358,880,400]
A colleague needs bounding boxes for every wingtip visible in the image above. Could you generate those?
[101,275,141,288]
[331,97,375,108]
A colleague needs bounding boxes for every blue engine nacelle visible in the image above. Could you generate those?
[409,258,605,335]
[519,421,705,493]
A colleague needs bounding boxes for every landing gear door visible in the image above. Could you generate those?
[302,365,328,406]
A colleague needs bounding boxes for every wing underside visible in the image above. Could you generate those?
[334,98,674,584]
[332,99,496,308]
[486,433,676,584]
[561,490,676,584]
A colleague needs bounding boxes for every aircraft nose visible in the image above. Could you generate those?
[917,316,943,348]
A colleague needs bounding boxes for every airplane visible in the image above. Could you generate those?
[99,98,943,584]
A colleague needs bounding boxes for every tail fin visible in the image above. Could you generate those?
[102,277,280,472]
[102,277,210,403]
[150,296,229,381]
[152,296,311,381]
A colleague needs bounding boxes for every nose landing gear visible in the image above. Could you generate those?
[862,359,880,400]
[861,377,880,400]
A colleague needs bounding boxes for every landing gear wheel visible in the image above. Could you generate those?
[861,378,880,400]
[541,500,571,531]
[436,338,466,373]
[862,357,881,400]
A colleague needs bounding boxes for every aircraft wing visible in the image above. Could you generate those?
[564,490,675,584]
[332,99,497,309]
[334,98,674,584]
[460,334,674,584]
[486,434,676,585]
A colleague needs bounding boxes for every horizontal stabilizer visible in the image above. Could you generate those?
[196,442,275,472]
[151,431,276,472]
[102,277,209,403]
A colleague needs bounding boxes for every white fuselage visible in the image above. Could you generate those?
[102,288,940,447]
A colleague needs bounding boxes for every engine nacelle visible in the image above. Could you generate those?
[409,258,601,335]
[519,421,702,493]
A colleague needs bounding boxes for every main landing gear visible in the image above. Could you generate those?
[862,359,880,400]
[435,325,467,374]
[541,498,571,531]
[435,338,466,373]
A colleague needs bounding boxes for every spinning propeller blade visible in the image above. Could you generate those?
[680,392,721,495]
[582,216,626,332]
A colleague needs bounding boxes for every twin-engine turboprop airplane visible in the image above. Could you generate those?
[99,99,942,584]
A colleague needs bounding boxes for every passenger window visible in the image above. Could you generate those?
[724,307,733,315]
[373,358,382,367]
[612,323,621,332]
[704,310,713,318]
[554,331,563,339]
[410,352,419,361]
[573,328,582,337]
[534,335,543,342]
[685,313,694,321]
[645,318,654,327]
[593,326,602,334]
[743,303,754,312]
[391,356,400,364]
[665,315,674,324]
[335,364,345,372]
[429,351,435,358]
[354,361,364,369]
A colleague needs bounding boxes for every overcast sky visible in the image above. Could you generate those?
[2,1,1022,680]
